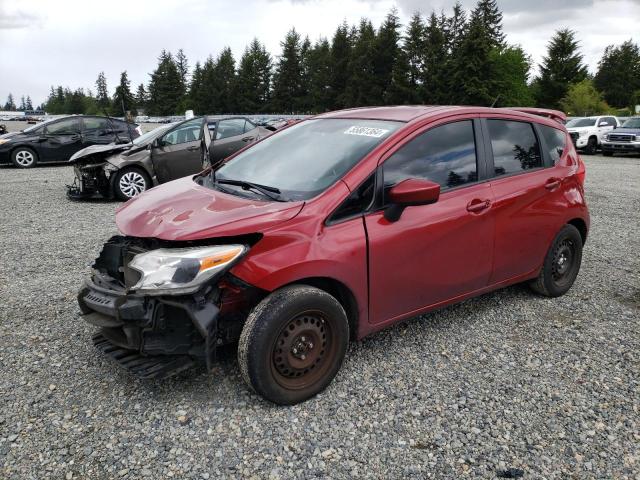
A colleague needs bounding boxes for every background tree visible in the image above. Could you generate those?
[111,71,136,115]
[422,12,449,104]
[594,40,640,109]
[474,0,505,49]
[212,47,237,113]
[404,13,426,99]
[374,9,402,105]
[272,29,305,113]
[534,29,588,108]
[95,71,110,113]
[147,50,183,115]
[491,46,534,106]
[236,39,273,113]
[4,93,16,111]
[135,84,148,113]
[345,19,378,107]
[560,79,609,116]
[25,96,33,111]
[19,96,26,111]
[329,22,352,109]
[306,39,332,112]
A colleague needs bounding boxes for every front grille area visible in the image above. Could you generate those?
[607,134,634,142]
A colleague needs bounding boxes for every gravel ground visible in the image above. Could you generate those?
[0,155,638,479]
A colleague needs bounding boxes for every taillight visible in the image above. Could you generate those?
[576,155,586,185]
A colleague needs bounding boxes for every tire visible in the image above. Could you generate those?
[11,147,38,168]
[603,151,613,157]
[238,285,349,405]
[583,137,597,155]
[113,168,151,201]
[530,224,583,297]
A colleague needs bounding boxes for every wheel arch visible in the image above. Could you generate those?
[282,277,360,340]
[567,217,588,245]
[10,144,39,160]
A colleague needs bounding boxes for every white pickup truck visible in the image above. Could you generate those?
[565,115,620,154]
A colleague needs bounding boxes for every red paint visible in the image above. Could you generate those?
[388,178,440,205]
[116,106,590,340]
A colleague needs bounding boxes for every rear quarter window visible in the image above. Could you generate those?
[487,120,542,176]
[539,125,566,165]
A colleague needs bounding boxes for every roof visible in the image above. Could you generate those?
[317,106,459,122]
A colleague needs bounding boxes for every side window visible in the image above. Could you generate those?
[487,120,542,176]
[539,125,566,165]
[382,120,478,195]
[329,174,375,223]
[244,120,256,133]
[45,118,80,135]
[606,117,617,126]
[216,119,246,140]
[83,117,110,132]
[163,118,202,146]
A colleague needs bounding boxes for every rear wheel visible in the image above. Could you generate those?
[238,285,349,405]
[530,224,583,297]
[113,168,150,200]
[583,137,597,155]
[11,147,38,168]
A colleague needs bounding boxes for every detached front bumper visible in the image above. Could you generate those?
[78,276,220,378]
[66,163,113,200]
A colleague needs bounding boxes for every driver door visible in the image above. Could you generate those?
[40,118,82,161]
[210,118,250,163]
[151,118,206,183]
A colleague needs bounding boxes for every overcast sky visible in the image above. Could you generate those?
[0,0,638,107]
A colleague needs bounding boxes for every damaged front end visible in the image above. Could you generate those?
[67,144,132,200]
[79,235,264,378]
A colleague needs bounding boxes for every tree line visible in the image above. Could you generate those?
[6,0,640,117]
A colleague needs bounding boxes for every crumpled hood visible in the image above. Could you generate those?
[69,143,132,162]
[116,176,304,241]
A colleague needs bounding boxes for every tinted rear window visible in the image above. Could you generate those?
[487,120,542,176]
[539,125,566,165]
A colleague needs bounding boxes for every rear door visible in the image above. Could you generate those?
[151,118,204,183]
[365,117,495,325]
[210,118,250,163]
[40,117,82,161]
[80,117,113,146]
[481,116,566,284]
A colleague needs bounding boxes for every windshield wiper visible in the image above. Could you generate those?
[216,178,285,201]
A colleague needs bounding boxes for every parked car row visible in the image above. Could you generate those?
[75,105,590,404]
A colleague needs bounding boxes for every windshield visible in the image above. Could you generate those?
[565,118,596,128]
[621,118,640,129]
[132,124,174,145]
[213,118,401,201]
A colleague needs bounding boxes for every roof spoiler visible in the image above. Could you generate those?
[503,107,567,124]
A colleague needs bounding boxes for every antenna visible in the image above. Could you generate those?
[491,95,501,108]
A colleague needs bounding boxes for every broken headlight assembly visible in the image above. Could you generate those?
[128,245,247,295]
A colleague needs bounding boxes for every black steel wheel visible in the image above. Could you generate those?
[530,224,583,297]
[238,285,349,405]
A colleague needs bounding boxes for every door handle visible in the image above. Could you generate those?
[545,178,561,190]
[466,199,491,213]
[187,145,200,151]
[241,137,254,142]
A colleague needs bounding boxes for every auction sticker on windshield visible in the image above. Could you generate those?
[344,126,389,138]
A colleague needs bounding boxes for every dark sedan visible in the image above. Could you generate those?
[0,115,142,168]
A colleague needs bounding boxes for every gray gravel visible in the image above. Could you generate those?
[1,155,639,479]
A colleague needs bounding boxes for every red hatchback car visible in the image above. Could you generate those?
[79,106,589,404]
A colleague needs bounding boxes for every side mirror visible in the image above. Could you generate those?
[384,178,440,222]
[599,122,609,127]
[152,138,163,148]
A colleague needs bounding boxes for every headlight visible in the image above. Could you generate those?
[603,134,609,140]
[0,138,12,145]
[129,244,247,295]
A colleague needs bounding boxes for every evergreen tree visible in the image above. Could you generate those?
[345,19,378,107]
[147,50,184,115]
[445,2,467,54]
[189,61,204,112]
[594,40,640,109]
[329,22,353,109]
[374,9,403,104]
[95,71,110,112]
[112,71,136,115]
[491,46,534,106]
[473,0,505,49]
[299,36,313,111]
[423,12,448,104]
[135,84,148,113]
[272,28,305,113]
[404,13,426,99]
[386,46,415,104]
[306,39,332,112]
[212,47,237,113]
[19,96,26,111]
[4,93,16,111]
[198,56,218,114]
[25,96,33,111]
[534,29,588,108]
[176,49,189,88]
[236,39,272,113]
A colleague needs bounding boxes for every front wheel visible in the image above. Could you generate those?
[530,224,583,297]
[113,168,150,201]
[238,285,349,405]
[11,147,38,168]
[583,137,597,155]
